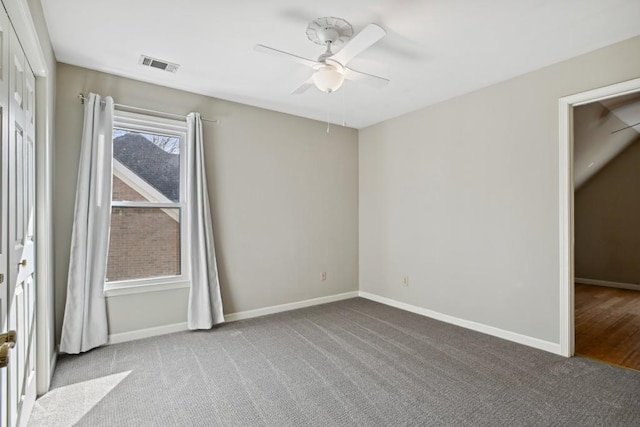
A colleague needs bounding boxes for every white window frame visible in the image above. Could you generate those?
[104,110,190,297]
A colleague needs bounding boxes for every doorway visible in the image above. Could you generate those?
[559,78,640,362]
[573,92,640,369]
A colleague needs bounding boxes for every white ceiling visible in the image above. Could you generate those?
[41,0,640,129]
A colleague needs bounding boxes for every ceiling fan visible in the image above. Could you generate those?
[255,17,389,94]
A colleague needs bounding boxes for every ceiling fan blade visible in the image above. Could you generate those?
[254,44,320,68]
[291,78,314,95]
[344,67,389,88]
[330,23,386,66]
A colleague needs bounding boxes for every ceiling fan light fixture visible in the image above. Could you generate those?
[255,17,388,96]
[312,65,344,93]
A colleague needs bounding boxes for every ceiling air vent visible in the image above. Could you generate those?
[138,55,180,73]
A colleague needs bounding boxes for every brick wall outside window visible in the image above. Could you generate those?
[106,176,180,282]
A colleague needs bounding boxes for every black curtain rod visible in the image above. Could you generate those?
[611,121,640,134]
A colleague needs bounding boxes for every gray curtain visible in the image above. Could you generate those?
[186,112,224,329]
[60,93,113,354]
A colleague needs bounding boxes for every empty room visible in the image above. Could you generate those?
[0,0,638,425]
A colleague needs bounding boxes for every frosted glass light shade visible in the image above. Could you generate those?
[313,66,344,93]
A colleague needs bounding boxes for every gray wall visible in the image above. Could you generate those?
[54,63,359,339]
[359,36,640,344]
[575,137,640,284]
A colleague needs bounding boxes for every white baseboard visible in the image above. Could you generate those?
[224,291,359,322]
[358,291,562,356]
[575,277,640,291]
[108,322,188,345]
[105,290,560,356]
[106,291,359,344]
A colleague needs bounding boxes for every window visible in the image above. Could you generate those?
[105,111,189,294]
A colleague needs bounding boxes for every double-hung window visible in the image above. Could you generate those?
[105,111,189,294]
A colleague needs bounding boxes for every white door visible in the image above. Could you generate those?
[5,19,36,427]
[0,6,10,426]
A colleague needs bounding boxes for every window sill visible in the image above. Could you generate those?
[104,279,190,297]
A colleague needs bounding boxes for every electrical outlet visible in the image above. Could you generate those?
[402,276,409,287]
[321,272,326,281]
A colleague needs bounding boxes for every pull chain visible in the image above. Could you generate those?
[326,93,331,133]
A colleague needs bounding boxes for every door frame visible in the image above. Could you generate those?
[558,77,640,357]
[2,0,54,395]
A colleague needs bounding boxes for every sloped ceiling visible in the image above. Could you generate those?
[41,0,640,129]
[574,92,640,189]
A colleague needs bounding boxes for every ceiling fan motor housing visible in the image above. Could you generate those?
[318,26,339,45]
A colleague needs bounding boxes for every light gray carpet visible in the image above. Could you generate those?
[30,298,640,426]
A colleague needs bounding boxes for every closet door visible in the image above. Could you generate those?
[0,5,10,426]
[6,23,36,427]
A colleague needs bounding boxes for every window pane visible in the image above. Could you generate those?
[106,207,181,282]
[113,129,180,202]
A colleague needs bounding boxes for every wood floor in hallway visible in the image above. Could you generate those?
[575,283,640,371]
